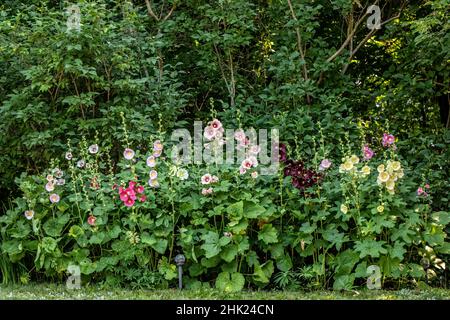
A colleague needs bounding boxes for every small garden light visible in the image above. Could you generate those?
[174,254,186,289]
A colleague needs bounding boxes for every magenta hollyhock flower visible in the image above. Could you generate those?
[87,215,96,226]
[279,143,287,162]
[129,181,137,189]
[136,185,144,193]
[417,187,424,196]
[124,198,135,207]
[139,195,146,202]
[120,192,129,202]
[363,145,375,160]
[425,184,430,189]
[382,133,395,147]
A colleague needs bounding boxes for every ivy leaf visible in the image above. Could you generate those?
[258,224,278,245]
[215,272,245,292]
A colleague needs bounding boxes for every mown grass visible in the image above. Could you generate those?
[0,284,449,300]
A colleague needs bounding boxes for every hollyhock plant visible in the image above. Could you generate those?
[363,145,374,160]
[210,119,222,131]
[124,197,135,207]
[136,185,144,194]
[284,159,323,192]
[53,168,64,178]
[239,167,246,175]
[382,133,395,147]
[123,148,135,160]
[139,195,146,202]
[251,171,258,179]
[153,149,162,158]
[87,215,96,226]
[211,175,219,183]
[279,143,287,162]
[201,188,213,196]
[65,152,73,160]
[46,175,54,182]
[241,159,253,170]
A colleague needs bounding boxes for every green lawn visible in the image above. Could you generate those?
[0,284,449,300]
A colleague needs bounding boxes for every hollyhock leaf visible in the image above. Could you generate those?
[332,274,355,291]
[218,236,231,247]
[57,201,69,213]
[220,244,238,263]
[226,201,244,218]
[276,254,293,272]
[333,250,359,275]
[43,218,65,237]
[201,231,221,258]
[354,262,368,278]
[41,237,58,253]
[258,224,278,245]
[68,225,84,238]
[140,233,156,246]
[354,240,387,258]
[201,255,221,268]
[151,239,168,254]
[253,260,274,285]
[215,272,245,292]
[246,251,259,267]
[244,202,265,219]
[269,243,284,259]
[9,220,31,239]
[431,211,450,225]
[189,263,205,277]
[89,232,106,245]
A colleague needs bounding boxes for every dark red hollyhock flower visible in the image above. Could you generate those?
[283,158,322,192]
[279,143,287,162]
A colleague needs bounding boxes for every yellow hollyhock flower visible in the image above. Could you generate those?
[397,169,404,178]
[377,164,385,173]
[350,155,360,164]
[340,204,348,214]
[378,171,390,183]
[386,179,395,190]
[392,161,401,171]
[361,165,371,175]
[343,160,353,171]
[377,205,384,213]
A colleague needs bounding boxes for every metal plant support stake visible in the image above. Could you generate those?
[174,254,186,289]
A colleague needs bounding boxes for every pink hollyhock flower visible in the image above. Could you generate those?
[146,156,156,167]
[148,178,160,188]
[126,189,137,201]
[149,170,158,180]
[124,198,135,207]
[234,129,246,142]
[382,133,395,147]
[204,126,216,141]
[123,148,135,160]
[65,152,73,160]
[139,195,146,202]
[417,187,424,196]
[210,119,222,131]
[153,140,163,151]
[425,184,430,189]
[129,181,137,189]
[249,145,261,155]
[136,185,144,193]
[24,210,34,220]
[56,179,65,186]
[251,171,258,179]
[49,193,60,203]
[319,159,332,171]
[239,167,247,175]
[120,191,129,202]
[201,188,213,196]
[201,173,212,185]
[241,158,253,170]
[153,149,162,158]
[87,215,96,226]
[363,145,375,160]
[248,156,258,167]
[211,175,219,183]
[45,182,55,192]
[239,137,251,148]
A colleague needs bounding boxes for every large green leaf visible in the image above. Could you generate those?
[215,272,245,292]
[258,224,278,245]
